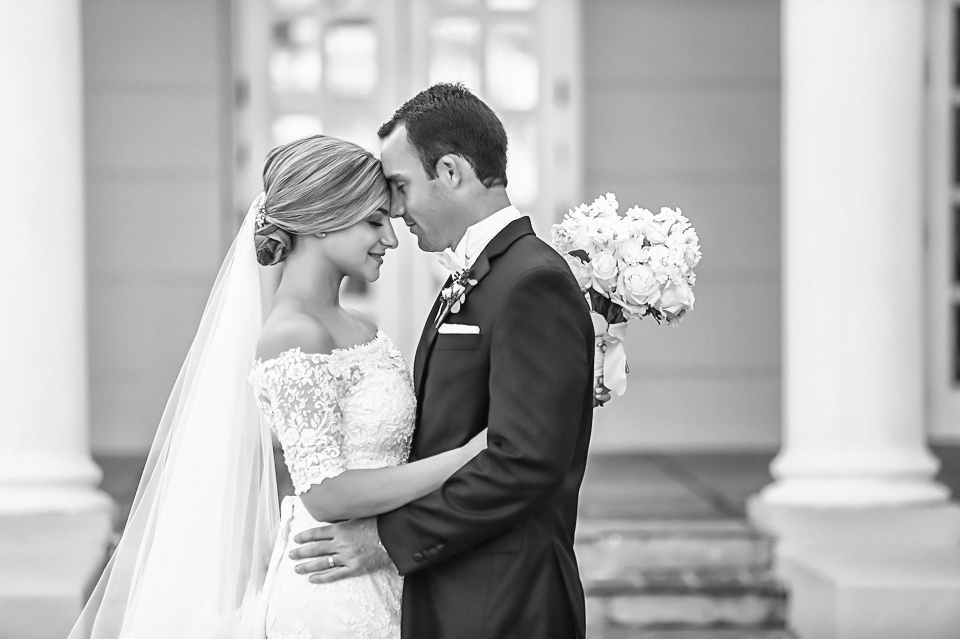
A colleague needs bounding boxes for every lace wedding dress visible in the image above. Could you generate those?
[248,329,416,639]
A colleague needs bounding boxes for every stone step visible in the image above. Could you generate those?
[585,566,788,630]
[587,629,797,639]
[576,520,774,579]
[578,520,789,632]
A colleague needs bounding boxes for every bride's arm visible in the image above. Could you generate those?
[256,317,487,522]
[299,429,487,522]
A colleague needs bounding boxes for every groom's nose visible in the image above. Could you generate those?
[388,198,405,219]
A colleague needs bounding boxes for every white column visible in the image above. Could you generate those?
[758,0,949,508]
[750,5,960,638]
[0,1,110,514]
[0,2,112,636]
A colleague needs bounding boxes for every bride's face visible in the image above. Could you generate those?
[321,207,398,282]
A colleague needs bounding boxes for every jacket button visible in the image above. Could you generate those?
[413,552,424,561]
[427,548,438,557]
[437,543,446,552]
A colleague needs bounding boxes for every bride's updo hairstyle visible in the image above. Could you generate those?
[255,135,390,266]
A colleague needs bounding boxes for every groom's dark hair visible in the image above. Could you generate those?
[378,82,508,188]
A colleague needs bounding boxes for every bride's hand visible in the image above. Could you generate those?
[462,428,488,461]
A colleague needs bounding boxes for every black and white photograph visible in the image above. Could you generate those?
[1,1,959,638]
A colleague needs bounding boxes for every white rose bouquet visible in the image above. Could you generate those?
[551,193,702,399]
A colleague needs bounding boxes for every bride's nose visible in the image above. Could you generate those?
[381,219,399,249]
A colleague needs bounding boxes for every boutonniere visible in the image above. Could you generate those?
[435,268,478,328]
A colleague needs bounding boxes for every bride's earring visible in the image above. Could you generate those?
[320,232,327,238]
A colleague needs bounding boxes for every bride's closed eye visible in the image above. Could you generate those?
[367,208,390,228]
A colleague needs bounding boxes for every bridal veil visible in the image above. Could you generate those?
[68,195,278,639]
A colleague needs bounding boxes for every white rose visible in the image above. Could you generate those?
[591,193,619,218]
[618,264,661,307]
[641,221,666,244]
[550,226,572,253]
[664,207,692,232]
[591,251,618,292]
[667,246,688,271]
[666,309,688,327]
[583,199,601,218]
[664,229,684,250]
[563,253,593,289]
[655,207,689,235]
[660,281,695,317]
[590,218,617,244]
[616,238,645,265]
[626,206,655,223]
[681,229,702,268]
[620,218,645,243]
[611,220,634,242]
[667,265,685,286]
[647,244,670,267]
[573,226,596,252]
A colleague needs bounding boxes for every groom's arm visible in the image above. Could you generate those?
[377,263,592,575]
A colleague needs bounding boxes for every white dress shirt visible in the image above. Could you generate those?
[440,205,525,272]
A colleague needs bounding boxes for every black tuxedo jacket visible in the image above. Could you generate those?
[378,217,594,639]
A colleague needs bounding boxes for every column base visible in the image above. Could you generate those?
[0,486,113,515]
[748,498,960,639]
[0,507,114,639]
[757,476,951,508]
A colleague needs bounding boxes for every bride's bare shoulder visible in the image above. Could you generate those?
[256,311,336,362]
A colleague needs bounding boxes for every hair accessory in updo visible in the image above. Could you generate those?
[252,191,293,266]
[254,192,267,230]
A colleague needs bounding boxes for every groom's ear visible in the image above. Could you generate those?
[435,154,466,190]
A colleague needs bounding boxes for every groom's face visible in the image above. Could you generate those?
[380,125,453,252]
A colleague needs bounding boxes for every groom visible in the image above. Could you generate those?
[291,83,596,638]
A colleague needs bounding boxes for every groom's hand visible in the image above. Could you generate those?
[594,381,612,407]
[289,517,394,584]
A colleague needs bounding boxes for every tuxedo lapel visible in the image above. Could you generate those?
[481,216,535,263]
[414,216,535,399]
[463,215,533,293]
[463,250,492,296]
[414,283,447,396]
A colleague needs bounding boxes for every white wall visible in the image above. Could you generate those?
[84,0,231,454]
[583,0,782,450]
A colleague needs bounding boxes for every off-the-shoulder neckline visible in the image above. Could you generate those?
[253,328,384,368]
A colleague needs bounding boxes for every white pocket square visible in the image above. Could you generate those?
[438,323,480,334]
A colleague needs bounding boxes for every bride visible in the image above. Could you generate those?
[69,135,485,638]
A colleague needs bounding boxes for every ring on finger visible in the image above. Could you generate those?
[327,555,336,569]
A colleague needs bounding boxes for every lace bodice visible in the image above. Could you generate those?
[248,329,416,494]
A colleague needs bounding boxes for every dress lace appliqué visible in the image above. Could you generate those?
[248,329,415,639]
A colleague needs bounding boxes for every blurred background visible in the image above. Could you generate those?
[3,0,960,638]
[85,0,785,456]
